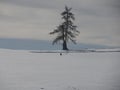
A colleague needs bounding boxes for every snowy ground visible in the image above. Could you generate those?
[0,49,120,90]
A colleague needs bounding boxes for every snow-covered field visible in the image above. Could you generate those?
[0,49,120,90]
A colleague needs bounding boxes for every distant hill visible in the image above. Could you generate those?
[0,38,115,50]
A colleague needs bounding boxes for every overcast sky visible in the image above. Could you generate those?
[0,0,120,48]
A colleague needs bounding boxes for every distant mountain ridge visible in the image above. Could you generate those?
[0,38,116,50]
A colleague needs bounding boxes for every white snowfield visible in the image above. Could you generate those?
[0,49,120,90]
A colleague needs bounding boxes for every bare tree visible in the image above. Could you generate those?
[50,6,80,50]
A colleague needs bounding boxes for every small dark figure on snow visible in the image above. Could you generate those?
[60,53,62,56]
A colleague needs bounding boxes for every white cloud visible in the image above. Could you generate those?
[0,2,60,40]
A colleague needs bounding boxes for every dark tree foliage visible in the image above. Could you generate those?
[50,6,80,50]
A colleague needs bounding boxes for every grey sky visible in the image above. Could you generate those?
[0,0,120,47]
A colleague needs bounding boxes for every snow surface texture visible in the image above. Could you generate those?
[0,49,120,90]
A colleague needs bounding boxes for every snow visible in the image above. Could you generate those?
[0,49,120,90]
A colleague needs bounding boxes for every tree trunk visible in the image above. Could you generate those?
[63,41,68,50]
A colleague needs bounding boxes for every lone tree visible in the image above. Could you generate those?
[50,6,80,50]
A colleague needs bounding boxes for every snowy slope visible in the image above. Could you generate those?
[0,49,120,90]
